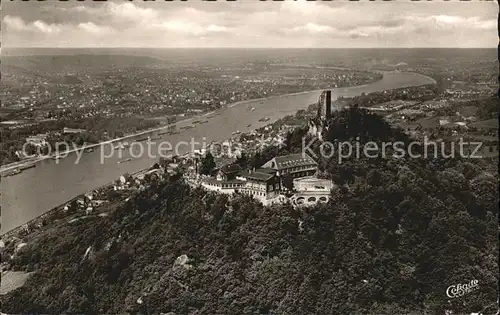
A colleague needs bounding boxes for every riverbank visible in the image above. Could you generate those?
[1,165,153,238]
[0,112,206,175]
[0,74,391,175]
[1,71,436,175]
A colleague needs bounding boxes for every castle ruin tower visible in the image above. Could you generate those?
[309,89,334,140]
[325,90,332,118]
[317,90,333,119]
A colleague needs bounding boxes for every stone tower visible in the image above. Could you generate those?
[309,89,334,140]
[317,90,332,119]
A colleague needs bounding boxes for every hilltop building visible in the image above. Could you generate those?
[290,177,334,207]
[216,164,243,181]
[202,166,282,205]
[261,153,318,178]
[236,168,282,203]
[201,153,319,205]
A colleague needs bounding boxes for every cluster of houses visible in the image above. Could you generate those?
[67,164,178,217]
[68,191,107,216]
[25,133,49,147]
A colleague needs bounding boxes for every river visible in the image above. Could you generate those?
[0,71,435,234]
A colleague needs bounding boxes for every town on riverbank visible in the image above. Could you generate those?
[1,54,383,169]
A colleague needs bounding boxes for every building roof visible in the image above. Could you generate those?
[218,163,243,175]
[203,178,245,185]
[469,119,498,129]
[269,153,317,170]
[241,170,275,181]
[255,168,276,174]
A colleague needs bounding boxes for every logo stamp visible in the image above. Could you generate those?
[446,280,479,298]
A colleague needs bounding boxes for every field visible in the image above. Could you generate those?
[0,271,31,295]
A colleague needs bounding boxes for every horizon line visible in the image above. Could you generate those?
[2,46,497,50]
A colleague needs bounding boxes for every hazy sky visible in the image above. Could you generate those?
[1,0,497,48]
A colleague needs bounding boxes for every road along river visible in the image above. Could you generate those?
[0,71,435,234]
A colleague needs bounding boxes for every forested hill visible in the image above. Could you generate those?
[2,107,498,314]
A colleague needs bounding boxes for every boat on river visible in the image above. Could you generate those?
[19,163,36,171]
[146,136,161,143]
[4,169,22,177]
[160,125,178,135]
[117,158,132,164]
[136,136,161,143]
[114,143,130,150]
